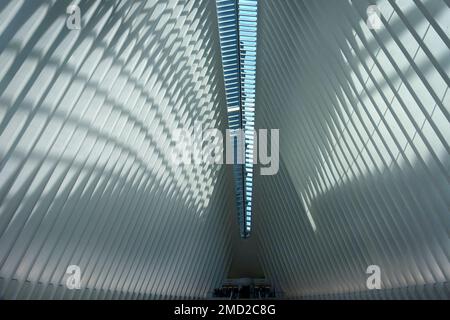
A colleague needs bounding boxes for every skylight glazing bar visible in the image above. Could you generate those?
[216,0,246,237]
[238,0,257,237]
[216,0,257,238]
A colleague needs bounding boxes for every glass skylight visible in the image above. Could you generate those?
[216,0,257,238]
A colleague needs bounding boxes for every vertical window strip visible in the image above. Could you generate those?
[239,0,257,236]
[216,0,258,238]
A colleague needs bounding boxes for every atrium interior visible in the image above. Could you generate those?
[0,0,448,300]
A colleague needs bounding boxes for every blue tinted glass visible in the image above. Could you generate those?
[216,0,257,238]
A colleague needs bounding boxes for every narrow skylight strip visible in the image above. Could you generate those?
[238,0,257,236]
[216,0,246,236]
[216,0,257,238]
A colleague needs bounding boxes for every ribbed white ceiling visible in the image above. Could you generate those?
[253,0,449,299]
[0,0,448,300]
[0,0,235,299]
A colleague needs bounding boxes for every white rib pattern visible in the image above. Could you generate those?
[0,0,235,299]
[254,0,449,299]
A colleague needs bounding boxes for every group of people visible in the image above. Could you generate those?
[213,285,275,299]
